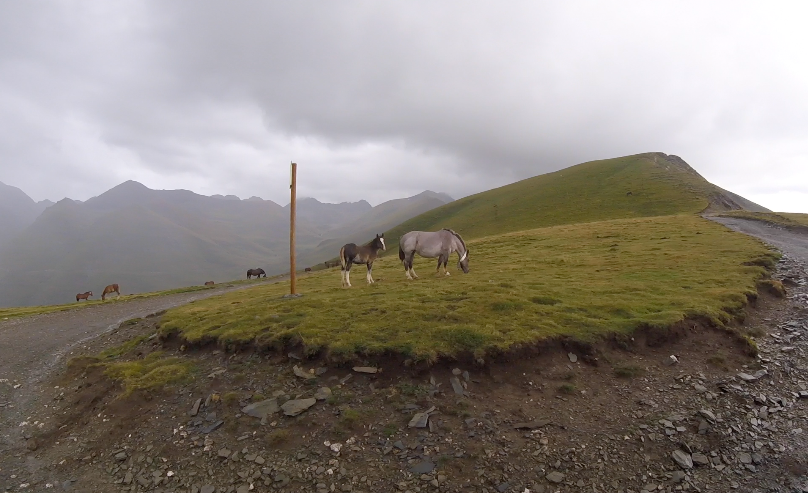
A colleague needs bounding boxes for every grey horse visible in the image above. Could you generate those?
[398,229,469,280]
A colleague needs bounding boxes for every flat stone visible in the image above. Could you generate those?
[114,451,127,461]
[450,377,465,395]
[672,450,693,469]
[452,368,462,375]
[671,470,686,483]
[236,485,250,493]
[699,409,717,423]
[314,387,332,401]
[568,353,577,363]
[496,482,509,492]
[281,398,317,416]
[692,453,710,466]
[353,366,378,374]
[200,486,215,493]
[410,461,435,474]
[293,365,316,380]
[738,372,758,382]
[190,398,202,416]
[200,420,224,434]
[408,412,429,428]
[546,471,565,483]
[242,398,279,419]
[218,448,232,458]
[738,452,752,464]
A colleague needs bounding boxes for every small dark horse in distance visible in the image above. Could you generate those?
[247,268,266,279]
[339,234,386,287]
[101,284,120,301]
[75,291,92,302]
[204,281,215,286]
[399,229,469,279]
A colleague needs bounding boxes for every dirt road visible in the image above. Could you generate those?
[708,215,808,259]
[0,280,283,468]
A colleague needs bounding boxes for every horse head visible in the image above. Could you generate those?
[458,248,470,273]
[374,233,386,251]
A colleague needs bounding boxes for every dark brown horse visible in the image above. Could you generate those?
[75,291,92,302]
[101,284,120,301]
[247,268,266,279]
[304,267,312,272]
[204,281,215,286]
[339,234,386,287]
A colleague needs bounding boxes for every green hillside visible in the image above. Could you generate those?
[381,152,759,248]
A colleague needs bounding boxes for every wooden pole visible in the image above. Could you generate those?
[290,162,297,295]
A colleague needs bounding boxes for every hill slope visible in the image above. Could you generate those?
[380,152,768,249]
[0,181,53,247]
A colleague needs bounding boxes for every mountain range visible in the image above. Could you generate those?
[0,181,453,307]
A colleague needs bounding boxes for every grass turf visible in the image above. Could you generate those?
[160,215,775,361]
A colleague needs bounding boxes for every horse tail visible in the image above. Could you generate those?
[399,245,405,262]
[339,246,347,271]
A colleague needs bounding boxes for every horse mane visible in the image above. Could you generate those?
[441,228,466,251]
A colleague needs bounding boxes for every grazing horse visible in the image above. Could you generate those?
[101,284,120,301]
[304,267,312,272]
[399,229,469,279]
[247,268,266,279]
[339,234,386,287]
[75,291,92,302]
[204,281,215,286]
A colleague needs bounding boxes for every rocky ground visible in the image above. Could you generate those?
[2,220,808,493]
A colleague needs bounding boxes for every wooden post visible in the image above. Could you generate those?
[290,162,297,295]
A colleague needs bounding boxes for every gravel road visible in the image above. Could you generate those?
[708,215,808,259]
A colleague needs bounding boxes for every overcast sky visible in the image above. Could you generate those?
[0,2,806,211]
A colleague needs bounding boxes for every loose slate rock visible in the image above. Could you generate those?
[314,387,333,401]
[282,398,317,416]
[692,453,710,466]
[353,366,378,374]
[672,450,693,469]
[190,398,202,417]
[450,376,465,395]
[201,486,215,493]
[410,461,435,474]
[409,412,430,428]
[293,365,316,380]
[242,398,279,419]
[568,353,578,363]
[200,420,224,434]
[546,471,565,483]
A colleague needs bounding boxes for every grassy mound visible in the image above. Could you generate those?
[379,153,726,251]
[161,215,775,361]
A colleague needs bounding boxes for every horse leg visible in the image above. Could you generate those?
[404,253,414,280]
[444,259,451,276]
[343,263,352,287]
[366,263,374,284]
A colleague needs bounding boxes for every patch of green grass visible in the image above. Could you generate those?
[222,392,241,406]
[614,365,646,379]
[397,383,429,397]
[97,334,150,360]
[706,354,729,370]
[102,352,195,396]
[339,408,362,428]
[382,423,399,437]
[161,214,773,361]
[266,429,289,445]
[558,383,577,394]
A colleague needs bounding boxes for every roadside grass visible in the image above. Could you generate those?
[160,214,775,361]
[0,275,283,323]
[101,351,195,397]
[717,211,808,230]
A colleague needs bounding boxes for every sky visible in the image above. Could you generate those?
[0,2,806,211]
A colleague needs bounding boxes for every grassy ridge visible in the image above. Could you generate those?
[161,215,774,361]
[378,153,715,252]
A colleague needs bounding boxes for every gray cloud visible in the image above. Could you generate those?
[0,1,806,211]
